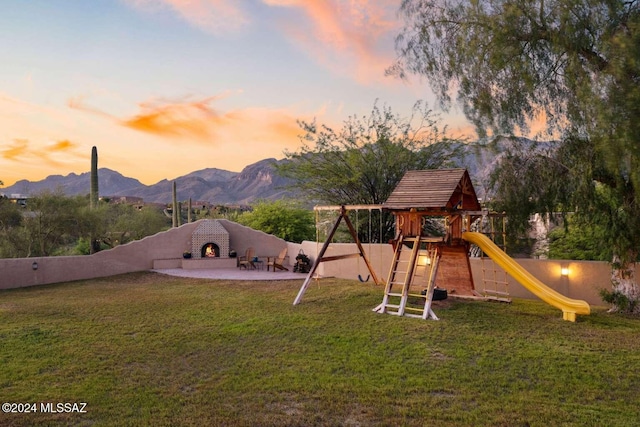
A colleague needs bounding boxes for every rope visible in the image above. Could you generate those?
[356,209,370,282]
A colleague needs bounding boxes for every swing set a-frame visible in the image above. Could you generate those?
[293,204,383,305]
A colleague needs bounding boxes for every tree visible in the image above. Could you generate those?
[548,217,611,262]
[0,196,25,258]
[236,200,314,243]
[110,204,169,243]
[391,1,640,313]
[20,191,90,257]
[277,101,460,242]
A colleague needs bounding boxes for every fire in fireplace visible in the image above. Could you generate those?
[201,243,220,258]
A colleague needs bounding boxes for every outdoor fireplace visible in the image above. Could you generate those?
[191,220,230,259]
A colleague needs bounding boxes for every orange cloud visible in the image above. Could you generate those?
[66,92,316,173]
[2,139,29,160]
[1,138,82,168]
[116,96,306,150]
[123,98,221,139]
[44,139,78,152]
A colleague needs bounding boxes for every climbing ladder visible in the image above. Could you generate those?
[374,235,441,320]
[479,253,511,302]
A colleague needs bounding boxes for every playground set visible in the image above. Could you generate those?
[294,168,591,322]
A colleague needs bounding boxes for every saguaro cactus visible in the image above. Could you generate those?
[187,198,192,223]
[172,181,178,228]
[90,146,99,209]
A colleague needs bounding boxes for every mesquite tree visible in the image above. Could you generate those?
[277,101,460,243]
[390,0,640,312]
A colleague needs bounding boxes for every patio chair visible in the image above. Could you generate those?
[238,247,255,269]
[267,247,289,272]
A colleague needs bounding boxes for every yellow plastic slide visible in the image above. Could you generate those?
[462,232,590,322]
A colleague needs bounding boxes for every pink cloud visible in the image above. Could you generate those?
[127,0,400,84]
[126,0,249,35]
[262,0,400,84]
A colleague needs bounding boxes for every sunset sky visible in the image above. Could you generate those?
[0,0,474,188]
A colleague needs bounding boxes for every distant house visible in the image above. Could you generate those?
[107,196,144,205]
[0,193,29,207]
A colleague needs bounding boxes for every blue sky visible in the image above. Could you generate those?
[0,0,472,187]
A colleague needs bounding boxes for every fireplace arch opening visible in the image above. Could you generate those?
[201,243,220,258]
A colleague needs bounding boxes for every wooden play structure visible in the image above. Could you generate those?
[375,169,483,319]
[294,169,485,317]
[294,168,591,322]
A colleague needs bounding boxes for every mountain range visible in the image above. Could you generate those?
[3,158,296,205]
[1,139,525,205]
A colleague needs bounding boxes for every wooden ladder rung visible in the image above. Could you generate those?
[484,290,510,296]
[407,293,426,298]
[403,312,425,319]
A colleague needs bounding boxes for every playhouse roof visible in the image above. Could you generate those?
[383,168,481,211]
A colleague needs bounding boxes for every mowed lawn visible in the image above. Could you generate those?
[1,272,639,426]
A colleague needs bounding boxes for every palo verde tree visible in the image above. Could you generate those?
[276,100,460,242]
[390,0,640,313]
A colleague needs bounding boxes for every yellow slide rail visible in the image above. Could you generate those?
[462,232,590,322]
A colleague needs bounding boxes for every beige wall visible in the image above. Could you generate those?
[297,242,631,307]
[468,258,620,306]
[0,220,288,290]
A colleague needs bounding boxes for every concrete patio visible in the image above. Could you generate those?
[152,267,307,281]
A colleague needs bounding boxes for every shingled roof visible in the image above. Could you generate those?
[383,168,481,211]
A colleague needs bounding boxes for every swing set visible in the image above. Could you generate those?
[293,205,384,305]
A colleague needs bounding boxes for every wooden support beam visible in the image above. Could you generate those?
[319,253,361,262]
[313,204,384,211]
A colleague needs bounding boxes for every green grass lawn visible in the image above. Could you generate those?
[1,272,639,426]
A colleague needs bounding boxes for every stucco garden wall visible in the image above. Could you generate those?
[297,242,628,307]
[0,220,288,290]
